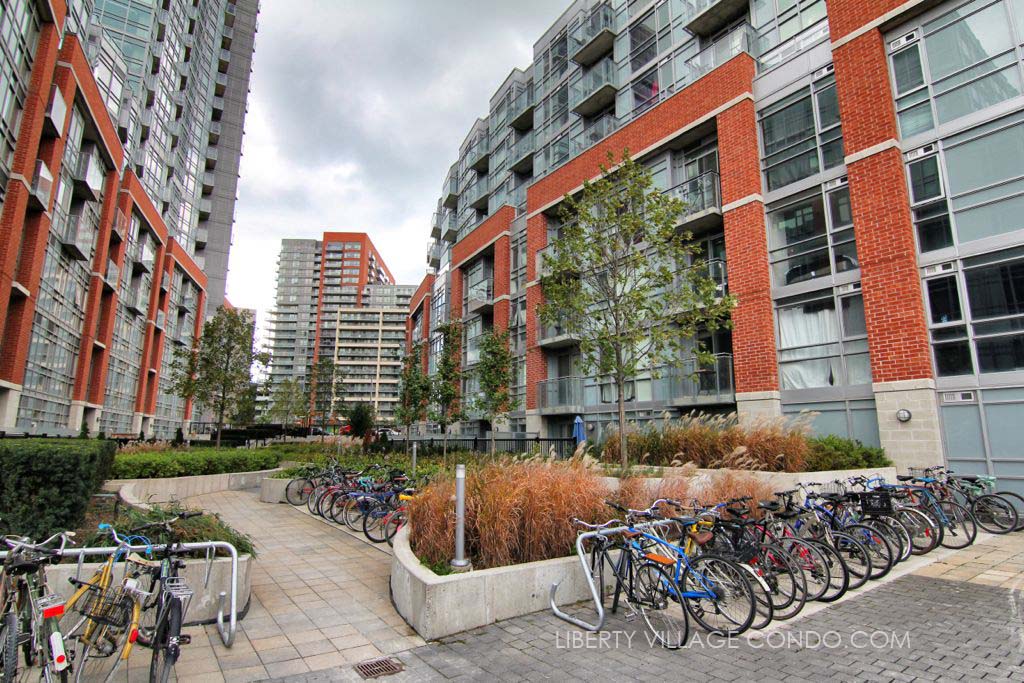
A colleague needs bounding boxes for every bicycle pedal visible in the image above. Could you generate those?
[178,635,191,645]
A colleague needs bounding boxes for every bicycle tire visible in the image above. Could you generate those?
[875,515,913,563]
[285,478,312,506]
[938,500,977,549]
[741,565,775,631]
[894,507,941,555]
[844,523,893,579]
[776,538,829,602]
[971,494,1019,535]
[384,511,405,546]
[149,599,182,683]
[1,611,17,683]
[757,544,807,621]
[635,563,690,648]
[680,554,756,636]
[316,488,339,518]
[828,531,871,591]
[862,519,905,565]
[993,490,1024,531]
[806,540,850,602]
[362,502,390,543]
[306,485,327,515]
[343,496,371,530]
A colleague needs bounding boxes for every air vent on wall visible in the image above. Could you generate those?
[813,64,834,79]
[924,262,955,276]
[890,31,918,50]
[905,144,936,161]
[941,391,975,403]
[824,176,848,190]
[836,282,860,294]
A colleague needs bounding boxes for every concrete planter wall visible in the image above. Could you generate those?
[391,465,897,640]
[599,466,900,494]
[260,477,289,503]
[106,468,282,507]
[47,555,251,624]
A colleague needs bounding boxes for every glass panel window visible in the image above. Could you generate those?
[768,183,859,287]
[928,275,964,323]
[893,45,926,94]
[909,155,943,204]
[776,289,871,389]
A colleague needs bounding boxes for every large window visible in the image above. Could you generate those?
[760,71,844,191]
[767,182,858,287]
[906,111,1024,252]
[776,289,871,390]
[889,0,1024,139]
[924,248,1024,376]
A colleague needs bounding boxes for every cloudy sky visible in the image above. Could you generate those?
[224,0,563,340]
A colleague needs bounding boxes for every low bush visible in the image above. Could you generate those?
[0,438,116,539]
[82,502,256,556]
[111,448,281,479]
[602,412,814,472]
[805,435,891,471]
[409,456,610,570]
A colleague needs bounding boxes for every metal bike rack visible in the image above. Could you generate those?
[1,540,239,648]
[549,518,675,633]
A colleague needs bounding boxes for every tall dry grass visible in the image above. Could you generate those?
[602,412,812,472]
[408,456,611,570]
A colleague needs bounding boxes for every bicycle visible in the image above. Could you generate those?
[1,530,76,683]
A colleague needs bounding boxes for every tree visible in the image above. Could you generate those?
[310,356,345,440]
[231,382,259,426]
[429,321,463,463]
[540,151,735,469]
[395,342,431,454]
[347,402,376,441]
[170,306,269,448]
[473,328,518,455]
[268,377,307,427]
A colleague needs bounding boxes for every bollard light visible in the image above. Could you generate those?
[451,463,470,570]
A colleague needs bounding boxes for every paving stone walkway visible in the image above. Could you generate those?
[274,533,1024,682]
[154,490,424,682]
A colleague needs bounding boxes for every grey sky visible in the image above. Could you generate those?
[224,1,564,338]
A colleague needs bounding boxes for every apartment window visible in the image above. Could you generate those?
[629,10,658,71]
[924,249,1024,376]
[906,112,1024,252]
[753,0,828,54]
[888,0,1024,138]
[760,71,843,191]
[768,181,858,287]
[632,68,660,115]
[776,289,871,390]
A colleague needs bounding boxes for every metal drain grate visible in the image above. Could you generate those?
[353,656,405,679]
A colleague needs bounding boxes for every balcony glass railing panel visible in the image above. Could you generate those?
[685,23,757,79]
[537,376,584,410]
[572,112,620,154]
[664,171,721,218]
[571,3,616,52]
[570,57,616,109]
[511,131,535,162]
[653,354,734,403]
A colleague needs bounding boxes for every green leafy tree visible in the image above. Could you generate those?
[310,356,346,440]
[170,306,270,448]
[231,381,259,426]
[347,402,376,440]
[429,321,463,463]
[395,342,431,454]
[473,329,518,454]
[540,151,735,469]
[268,377,307,426]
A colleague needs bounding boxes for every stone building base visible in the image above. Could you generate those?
[873,379,944,473]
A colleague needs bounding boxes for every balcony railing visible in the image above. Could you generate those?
[104,260,119,290]
[509,83,535,130]
[570,57,617,116]
[538,376,584,413]
[571,3,617,66]
[685,22,757,80]
[73,149,105,201]
[426,240,442,269]
[464,334,485,366]
[430,212,442,239]
[684,0,750,37]
[463,175,490,210]
[60,211,95,261]
[125,284,148,315]
[29,160,53,210]
[664,171,722,225]
[443,172,459,208]
[511,182,528,214]
[442,210,458,242]
[656,354,735,406]
[509,131,535,173]
[537,315,580,349]
[466,133,490,172]
[673,258,728,300]
[466,280,494,314]
[572,112,620,155]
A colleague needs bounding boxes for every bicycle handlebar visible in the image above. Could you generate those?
[3,530,76,556]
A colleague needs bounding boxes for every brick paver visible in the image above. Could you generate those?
[273,533,1024,682]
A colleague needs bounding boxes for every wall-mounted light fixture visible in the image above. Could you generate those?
[896,408,912,423]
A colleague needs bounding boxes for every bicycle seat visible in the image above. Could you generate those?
[955,474,980,482]
[896,475,914,481]
[127,553,162,568]
[686,530,714,546]
[758,501,782,512]
[5,558,42,575]
[726,505,750,517]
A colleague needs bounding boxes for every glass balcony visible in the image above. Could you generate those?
[29,160,53,210]
[684,0,751,37]
[509,83,536,130]
[537,314,580,349]
[535,241,580,279]
[125,284,148,316]
[538,376,584,414]
[463,175,490,210]
[466,279,494,315]
[509,131,535,174]
[43,85,67,137]
[664,171,722,228]
[426,240,442,269]
[73,147,105,201]
[60,210,95,261]
[673,258,728,300]
[430,212,442,240]
[104,260,119,291]
[570,57,617,116]
[655,354,735,406]
[443,170,459,209]
[466,132,490,172]
[155,310,166,330]
[464,334,485,366]
[571,3,617,66]
[442,210,458,242]
[572,112,620,155]
[511,182,528,213]
[685,23,758,80]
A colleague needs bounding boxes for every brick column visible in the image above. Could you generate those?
[832,21,941,470]
[717,99,780,420]
[523,213,548,434]
[492,234,510,332]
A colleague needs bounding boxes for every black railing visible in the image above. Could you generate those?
[383,436,578,458]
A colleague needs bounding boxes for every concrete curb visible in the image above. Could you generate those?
[106,468,282,507]
[259,476,289,503]
[600,466,900,493]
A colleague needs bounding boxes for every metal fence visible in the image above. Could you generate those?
[386,436,578,458]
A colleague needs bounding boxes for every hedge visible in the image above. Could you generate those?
[806,435,892,471]
[0,438,116,539]
[111,448,281,479]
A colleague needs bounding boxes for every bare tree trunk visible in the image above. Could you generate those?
[405,424,411,457]
[443,424,449,467]
[490,423,496,457]
[216,400,224,448]
[617,378,627,471]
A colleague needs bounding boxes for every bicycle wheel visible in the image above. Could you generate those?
[757,544,807,621]
[807,540,850,602]
[362,502,391,543]
[343,496,371,530]
[384,510,406,546]
[149,599,182,683]
[829,532,871,591]
[938,501,977,549]
[776,538,829,602]
[634,563,689,648]
[863,519,905,565]
[994,490,1024,531]
[971,494,1019,535]
[1,611,17,683]
[741,566,774,631]
[874,516,913,563]
[680,555,756,636]
[285,478,312,506]
[894,507,941,555]
[844,524,893,580]
[327,491,349,523]
[316,488,339,518]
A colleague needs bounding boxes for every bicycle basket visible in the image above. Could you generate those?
[819,481,847,495]
[76,587,133,629]
[855,490,893,515]
[907,467,938,479]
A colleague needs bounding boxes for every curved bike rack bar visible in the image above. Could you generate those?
[0,540,239,647]
[549,518,674,633]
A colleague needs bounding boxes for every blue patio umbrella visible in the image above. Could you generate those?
[572,415,586,444]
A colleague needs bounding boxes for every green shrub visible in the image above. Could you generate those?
[0,438,116,539]
[111,448,281,479]
[805,435,891,471]
[82,502,256,556]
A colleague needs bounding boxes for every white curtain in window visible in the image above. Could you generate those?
[778,302,839,389]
